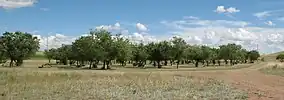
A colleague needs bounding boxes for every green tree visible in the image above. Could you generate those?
[72,35,101,68]
[94,29,115,69]
[171,36,186,68]
[132,43,148,67]
[248,50,260,63]
[0,31,40,67]
[113,34,132,66]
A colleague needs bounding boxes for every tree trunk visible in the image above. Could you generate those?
[218,60,221,66]
[101,61,106,70]
[206,60,209,66]
[181,60,185,64]
[106,60,111,69]
[195,60,199,67]
[170,60,173,66]
[9,59,14,67]
[176,60,180,69]
[230,60,233,66]
[212,60,216,66]
[157,61,162,69]
[89,61,93,69]
[164,60,167,66]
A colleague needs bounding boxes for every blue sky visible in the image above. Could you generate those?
[1,0,284,53]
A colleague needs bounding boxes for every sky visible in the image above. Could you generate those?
[1,0,284,54]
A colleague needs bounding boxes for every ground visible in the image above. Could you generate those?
[1,53,284,100]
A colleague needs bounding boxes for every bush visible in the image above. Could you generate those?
[276,53,284,62]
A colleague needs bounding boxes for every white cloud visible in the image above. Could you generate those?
[215,6,240,13]
[253,11,271,19]
[226,7,240,13]
[161,19,249,29]
[161,18,284,54]
[136,23,148,32]
[264,21,275,26]
[0,0,37,9]
[33,33,77,50]
[253,10,284,19]
[215,6,226,13]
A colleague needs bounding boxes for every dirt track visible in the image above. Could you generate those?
[190,62,284,100]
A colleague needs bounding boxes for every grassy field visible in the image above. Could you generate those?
[259,63,284,77]
[0,68,248,100]
[0,54,274,100]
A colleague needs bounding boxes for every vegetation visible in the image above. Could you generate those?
[0,70,248,100]
[0,32,40,67]
[259,64,284,77]
[276,53,284,62]
[43,29,260,69]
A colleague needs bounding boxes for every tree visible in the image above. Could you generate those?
[72,35,101,68]
[132,43,148,67]
[201,45,211,66]
[113,34,132,67]
[248,50,260,63]
[94,29,115,69]
[171,36,186,68]
[186,45,203,67]
[0,31,39,67]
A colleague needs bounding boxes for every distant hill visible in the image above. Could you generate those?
[261,51,284,62]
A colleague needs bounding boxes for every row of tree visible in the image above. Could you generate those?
[44,29,261,69]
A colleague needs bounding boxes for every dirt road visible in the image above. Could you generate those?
[191,62,284,100]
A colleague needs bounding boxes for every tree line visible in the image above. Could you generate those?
[0,31,260,68]
[43,29,261,69]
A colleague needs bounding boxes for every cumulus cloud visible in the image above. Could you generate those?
[95,22,121,31]
[33,33,77,50]
[136,23,148,32]
[215,6,240,13]
[161,17,284,54]
[0,0,37,9]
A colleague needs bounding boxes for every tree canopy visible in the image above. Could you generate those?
[43,29,261,69]
[0,31,40,67]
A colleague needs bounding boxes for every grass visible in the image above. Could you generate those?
[29,51,47,60]
[0,69,248,100]
[259,64,284,77]
[54,63,253,72]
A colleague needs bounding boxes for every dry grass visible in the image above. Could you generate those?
[259,63,284,77]
[0,68,248,100]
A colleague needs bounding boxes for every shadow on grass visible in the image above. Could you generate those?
[52,63,254,72]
